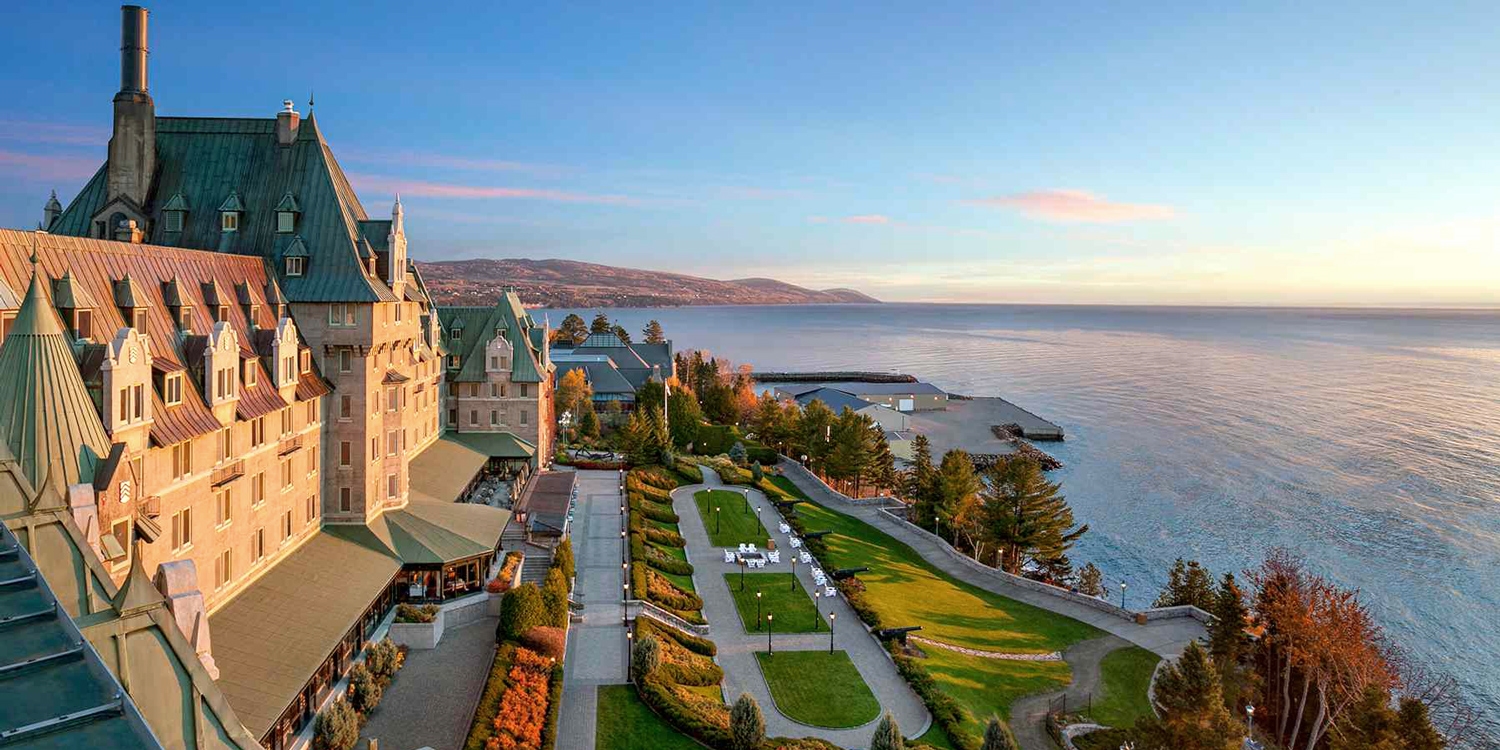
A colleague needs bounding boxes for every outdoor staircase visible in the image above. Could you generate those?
[518,553,552,586]
[499,521,526,552]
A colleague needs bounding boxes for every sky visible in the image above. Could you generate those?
[1,1,1497,306]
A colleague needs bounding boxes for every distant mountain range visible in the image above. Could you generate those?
[416,258,879,308]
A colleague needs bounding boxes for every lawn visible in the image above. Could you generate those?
[765,474,810,501]
[920,646,1072,733]
[694,489,770,547]
[595,684,704,750]
[794,501,1097,653]
[1087,645,1160,728]
[722,572,820,633]
[650,542,696,593]
[754,651,880,729]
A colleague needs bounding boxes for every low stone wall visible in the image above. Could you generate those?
[777,460,900,508]
[1141,604,1214,624]
[389,608,446,650]
[444,591,492,629]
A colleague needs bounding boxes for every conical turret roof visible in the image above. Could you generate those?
[0,264,112,492]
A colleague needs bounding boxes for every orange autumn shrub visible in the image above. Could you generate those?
[486,647,555,750]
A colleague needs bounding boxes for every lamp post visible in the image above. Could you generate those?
[743,490,748,515]
[827,612,836,653]
[626,629,634,682]
[790,556,797,590]
[1120,582,1128,611]
[1246,705,1255,737]
[715,505,721,534]
[766,613,773,654]
[739,558,746,591]
[813,591,821,630]
[755,591,762,631]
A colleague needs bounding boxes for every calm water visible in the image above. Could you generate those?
[552,303,1500,730]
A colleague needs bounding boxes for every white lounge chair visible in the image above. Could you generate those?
[800,552,812,564]
[724,549,736,564]
[767,550,781,564]
[738,543,750,554]
[778,523,790,534]
[825,586,837,597]
[789,537,801,548]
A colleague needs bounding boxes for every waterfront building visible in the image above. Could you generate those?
[788,386,912,432]
[774,380,949,412]
[550,329,674,409]
[1,6,549,748]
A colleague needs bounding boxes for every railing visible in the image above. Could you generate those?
[210,461,245,487]
[277,436,302,456]
[626,599,711,637]
[140,495,161,518]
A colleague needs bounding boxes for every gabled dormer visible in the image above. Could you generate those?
[282,236,308,277]
[269,317,300,390]
[358,237,377,277]
[234,282,261,328]
[264,277,288,319]
[218,191,244,233]
[486,327,513,373]
[102,326,154,438]
[53,270,99,341]
[162,276,194,333]
[274,192,300,234]
[161,192,190,234]
[114,274,150,331]
[203,321,240,409]
[202,280,231,323]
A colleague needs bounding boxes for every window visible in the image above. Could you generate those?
[451,327,462,340]
[520,409,528,427]
[215,305,228,322]
[277,211,295,233]
[468,384,480,398]
[281,510,293,542]
[130,456,144,495]
[386,431,398,457]
[499,384,508,398]
[177,306,193,332]
[448,408,457,426]
[251,417,266,447]
[132,384,144,420]
[339,395,352,420]
[328,303,355,326]
[449,355,459,368]
[164,373,183,406]
[490,382,499,398]
[490,410,498,426]
[300,350,311,374]
[251,528,265,564]
[215,549,232,589]
[164,210,184,232]
[221,212,239,232]
[217,428,232,463]
[489,356,498,370]
[519,384,528,398]
[371,437,379,463]
[281,459,293,489]
[386,474,398,499]
[171,508,193,551]
[469,410,478,426]
[285,256,305,276]
[339,350,351,372]
[339,441,351,466]
[305,399,316,424]
[387,388,398,412]
[251,472,265,506]
[244,361,257,387]
[215,489,232,526]
[132,308,147,331]
[281,408,292,436]
[111,518,131,560]
[305,495,317,525]
[307,445,318,475]
[118,387,129,422]
[339,487,352,512]
[74,309,93,340]
[172,442,192,479]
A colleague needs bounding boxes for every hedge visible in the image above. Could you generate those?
[491,647,554,749]
[631,497,680,524]
[395,603,439,623]
[888,640,979,750]
[674,460,704,483]
[645,526,685,547]
[638,676,732,748]
[538,658,565,750]
[646,569,703,612]
[837,576,882,629]
[636,616,717,657]
[464,644,517,750]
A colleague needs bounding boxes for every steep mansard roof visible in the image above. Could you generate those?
[49,115,394,303]
[436,291,548,384]
[0,230,331,449]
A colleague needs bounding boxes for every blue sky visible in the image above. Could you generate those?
[2,1,1497,305]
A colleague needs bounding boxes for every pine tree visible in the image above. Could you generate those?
[1155,558,1216,609]
[905,434,938,527]
[1207,573,1251,708]
[798,399,836,473]
[542,567,570,627]
[870,712,904,750]
[631,635,661,684]
[313,698,360,750]
[611,323,633,344]
[1329,687,1401,750]
[578,404,600,440]
[935,450,981,542]
[867,424,897,493]
[979,458,1087,575]
[730,693,765,750]
[1078,563,1104,597]
[667,384,703,450]
[642,319,666,343]
[553,313,589,345]
[729,441,748,465]
[981,717,1017,750]
[1135,641,1244,750]
[590,311,612,334]
[1395,697,1446,750]
[621,408,668,466]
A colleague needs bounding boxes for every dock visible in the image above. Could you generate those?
[904,396,1064,468]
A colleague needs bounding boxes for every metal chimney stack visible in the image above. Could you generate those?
[120,5,149,94]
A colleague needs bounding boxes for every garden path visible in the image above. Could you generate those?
[358,615,500,750]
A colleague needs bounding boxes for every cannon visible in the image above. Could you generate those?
[831,567,869,580]
[772,499,800,511]
[875,626,923,643]
[803,530,831,540]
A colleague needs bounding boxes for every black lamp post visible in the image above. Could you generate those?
[766,613,773,654]
[743,491,748,515]
[755,590,762,630]
[739,558,746,590]
[625,629,633,682]
[814,592,821,630]
[715,505,721,534]
[1121,582,1128,611]
[790,557,797,590]
[827,612,836,653]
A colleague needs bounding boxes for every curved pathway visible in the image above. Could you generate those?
[1008,634,1132,750]
[670,467,931,748]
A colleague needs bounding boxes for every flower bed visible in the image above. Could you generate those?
[487,647,556,750]
[395,603,439,623]
[488,551,524,594]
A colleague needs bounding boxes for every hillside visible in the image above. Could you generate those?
[417,258,880,308]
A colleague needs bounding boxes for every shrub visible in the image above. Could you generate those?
[651,630,723,686]
[638,677,731,748]
[889,641,979,750]
[632,635,662,683]
[520,626,568,662]
[644,526,685,547]
[313,698,360,750]
[395,603,439,624]
[674,460,704,483]
[870,712,904,750]
[746,444,778,465]
[537,660,565,750]
[646,569,703,612]
[751,463,765,482]
[364,638,402,681]
[347,663,383,714]
[731,693,766,750]
[632,497,680,524]
[542,568,570,627]
[637,617,717,657]
[465,645,515,750]
[729,441,748,465]
[489,551,524,594]
[490,648,554,750]
[499,584,547,642]
[838,577,882,628]
[553,538,575,582]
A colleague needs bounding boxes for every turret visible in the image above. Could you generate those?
[42,190,61,230]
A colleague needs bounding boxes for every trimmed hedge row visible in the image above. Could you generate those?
[538,657,565,750]
[837,576,882,629]
[630,497,680,524]
[888,640,979,750]
[645,546,694,577]
[638,676,732,748]
[635,617,717,657]
[673,460,704,483]
[464,644,517,750]
[644,526,685,547]
[646,568,704,612]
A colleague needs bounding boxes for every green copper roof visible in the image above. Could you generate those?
[436,291,547,384]
[216,191,245,213]
[160,192,189,212]
[0,268,112,493]
[273,192,300,213]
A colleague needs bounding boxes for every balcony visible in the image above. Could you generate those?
[211,460,245,487]
[140,495,162,518]
[278,436,302,457]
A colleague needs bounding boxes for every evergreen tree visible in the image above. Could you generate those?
[1395,697,1446,750]
[590,311,612,334]
[667,384,703,450]
[867,425,898,493]
[578,404,600,440]
[1134,642,1244,750]
[869,712,904,750]
[979,457,1087,575]
[1207,573,1251,707]
[555,537,575,581]
[637,380,666,417]
[730,693,765,750]
[935,450,981,542]
[1330,687,1402,750]
[826,409,875,494]
[553,313,589,345]
[749,393,785,449]
[620,408,669,466]
[499,583,546,641]
[905,434,939,527]
[542,567,570,627]
[642,319,666,344]
[1078,563,1105,597]
[1155,558,1216,609]
[981,717,1018,750]
[611,323,633,344]
[798,399,836,473]
[347,663,382,714]
[631,635,661,684]
[729,441,748,465]
[312,698,360,750]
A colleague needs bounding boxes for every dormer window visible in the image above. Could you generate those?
[275,192,301,234]
[286,257,305,276]
[244,360,257,388]
[178,306,193,332]
[451,327,463,340]
[218,191,245,233]
[300,350,312,374]
[214,305,229,322]
[73,309,93,340]
[132,309,148,330]
[164,373,184,406]
[161,193,189,233]
[165,211,184,232]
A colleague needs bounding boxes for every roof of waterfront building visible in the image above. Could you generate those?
[436,292,549,384]
[792,387,880,415]
[777,381,947,398]
[552,330,673,389]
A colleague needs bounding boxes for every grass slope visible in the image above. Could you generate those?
[723,572,821,634]
[1088,646,1160,728]
[755,651,881,729]
[694,489,770,547]
[595,685,705,750]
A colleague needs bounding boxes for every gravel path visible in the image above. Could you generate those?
[1008,634,1133,750]
[358,616,501,750]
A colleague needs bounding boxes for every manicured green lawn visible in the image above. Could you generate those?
[595,684,704,750]
[754,651,880,729]
[694,489,770,547]
[1088,645,1160,728]
[762,475,809,501]
[795,501,1097,653]
[650,542,696,593]
[921,646,1072,734]
[722,573,820,633]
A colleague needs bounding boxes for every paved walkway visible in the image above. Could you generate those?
[673,467,931,748]
[556,469,630,750]
[1008,634,1132,750]
[358,616,500,750]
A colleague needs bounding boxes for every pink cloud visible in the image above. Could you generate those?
[843,214,892,225]
[348,173,641,206]
[965,189,1174,223]
[343,150,570,177]
[0,149,102,182]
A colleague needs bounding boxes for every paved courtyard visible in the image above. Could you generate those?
[358,615,500,750]
[672,467,932,746]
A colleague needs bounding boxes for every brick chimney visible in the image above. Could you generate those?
[107,5,156,207]
[275,99,300,145]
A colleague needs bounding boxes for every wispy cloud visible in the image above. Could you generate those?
[842,214,892,225]
[341,150,570,177]
[348,173,641,206]
[0,121,108,146]
[0,149,101,181]
[964,189,1175,223]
